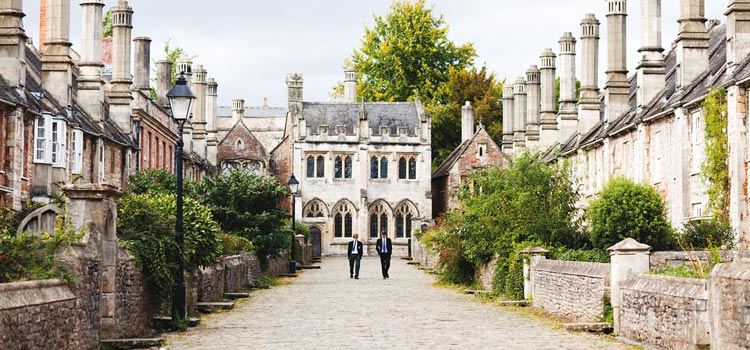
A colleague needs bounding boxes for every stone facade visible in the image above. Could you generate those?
[290,72,432,257]
[530,259,610,323]
[619,274,710,350]
[709,260,750,350]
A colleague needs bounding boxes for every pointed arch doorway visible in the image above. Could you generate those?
[310,226,322,258]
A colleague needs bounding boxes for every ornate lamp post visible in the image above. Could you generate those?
[167,73,195,324]
[288,174,300,273]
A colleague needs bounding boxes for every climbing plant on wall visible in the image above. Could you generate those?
[701,87,729,223]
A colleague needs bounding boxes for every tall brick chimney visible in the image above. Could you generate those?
[579,14,602,134]
[604,0,630,124]
[502,84,515,153]
[78,0,105,122]
[133,36,151,92]
[539,48,558,149]
[109,0,134,134]
[558,32,578,143]
[513,77,527,150]
[636,0,666,109]
[525,65,541,147]
[0,0,28,89]
[41,0,73,108]
[675,0,708,89]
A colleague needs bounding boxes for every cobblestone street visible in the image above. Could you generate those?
[161,257,634,350]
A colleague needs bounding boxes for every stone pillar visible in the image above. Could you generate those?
[608,238,651,334]
[344,68,357,103]
[133,36,151,92]
[727,85,749,247]
[0,0,27,89]
[78,0,105,122]
[513,77,527,151]
[461,101,475,143]
[525,65,541,148]
[521,246,548,300]
[558,32,578,144]
[62,183,123,338]
[155,59,172,107]
[192,64,207,159]
[41,0,73,108]
[109,0,133,135]
[636,0,666,110]
[206,78,219,166]
[727,0,750,72]
[579,14,601,134]
[604,0,630,124]
[286,73,304,140]
[675,0,708,89]
[502,85,515,153]
[539,48,558,149]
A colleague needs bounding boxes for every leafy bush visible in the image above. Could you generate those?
[125,169,196,196]
[220,233,253,256]
[197,170,291,269]
[118,192,222,303]
[588,177,676,250]
[679,219,734,249]
[550,248,610,263]
[293,221,310,243]
[491,246,525,300]
[422,224,474,285]
[649,265,704,279]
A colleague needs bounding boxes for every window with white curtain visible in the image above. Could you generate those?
[71,129,83,174]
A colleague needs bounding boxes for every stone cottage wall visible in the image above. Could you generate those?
[112,249,152,339]
[531,259,610,322]
[196,261,226,303]
[224,254,250,293]
[475,256,498,290]
[619,274,709,350]
[709,260,750,350]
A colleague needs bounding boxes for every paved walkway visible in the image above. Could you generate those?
[161,257,634,350]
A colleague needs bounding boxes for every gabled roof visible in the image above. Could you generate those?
[303,102,421,136]
[218,119,268,162]
[432,127,501,179]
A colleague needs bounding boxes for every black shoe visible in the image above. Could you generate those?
[355,276,359,279]
[350,274,353,278]
[383,277,386,279]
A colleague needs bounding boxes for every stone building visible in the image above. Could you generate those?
[289,71,432,256]
[432,101,504,218]
[502,0,750,247]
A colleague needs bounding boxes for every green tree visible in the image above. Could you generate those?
[431,66,503,168]
[197,171,291,269]
[163,40,186,85]
[588,177,676,250]
[102,10,112,38]
[125,169,196,196]
[351,0,475,103]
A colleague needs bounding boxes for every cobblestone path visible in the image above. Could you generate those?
[161,257,634,350]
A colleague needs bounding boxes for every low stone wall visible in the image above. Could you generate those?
[531,259,610,322]
[475,256,498,291]
[196,261,226,302]
[709,260,750,350]
[412,238,438,270]
[266,254,289,277]
[650,250,750,269]
[113,249,152,339]
[619,274,709,350]
[0,280,91,350]
[224,254,250,293]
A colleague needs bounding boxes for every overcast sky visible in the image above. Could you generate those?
[21,1,725,107]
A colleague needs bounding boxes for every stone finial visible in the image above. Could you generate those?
[608,237,652,255]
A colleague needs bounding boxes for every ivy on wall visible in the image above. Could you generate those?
[701,87,729,223]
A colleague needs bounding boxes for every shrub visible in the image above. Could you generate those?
[118,192,223,303]
[125,169,196,196]
[588,177,676,250]
[220,232,254,256]
[550,248,610,263]
[679,219,734,249]
[422,224,474,285]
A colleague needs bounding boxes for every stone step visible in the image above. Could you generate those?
[99,338,164,350]
[195,301,235,313]
[495,300,531,307]
[302,265,321,269]
[224,292,250,300]
[562,322,613,333]
[400,257,413,261]
[406,261,421,266]
[278,273,298,277]
[464,289,491,295]
[153,316,201,329]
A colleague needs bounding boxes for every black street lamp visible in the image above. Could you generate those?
[288,174,300,273]
[167,73,195,325]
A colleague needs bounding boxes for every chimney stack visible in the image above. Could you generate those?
[155,59,172,107]
[461,101,475,143]
[558,32,578,143]
[0,0,28,89]
[513,77,527,150]
[579,14,602,134]
[727,0,750,72]
[192,64,208,158]
[675,0,709,89]
[231,99,245,125]
[109,0,134,134]
[78,0,105,121]
[133,36,151,92]
[344,68,357,102]
[41,0,73,108]
[526,65,541,147]
[539,48,558,148]
[636,0,666,110]
[604,0,630,124]
[176,53,192,81]
[502,84,515,153]
[206,78,219,166]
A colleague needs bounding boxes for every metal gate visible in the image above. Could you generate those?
[311,227,322,257]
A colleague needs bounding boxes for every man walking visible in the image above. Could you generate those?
[348,233,363,279]
[376,230,392,279]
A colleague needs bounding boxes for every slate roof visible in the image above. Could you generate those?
[432,127,502,179]
[216,106,286,118]
[303,102,420,136]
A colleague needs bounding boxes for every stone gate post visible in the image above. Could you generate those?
[521,246,548,300]
[608,238,651,333]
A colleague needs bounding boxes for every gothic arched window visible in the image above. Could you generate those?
[316,155,325,178]
[395,202,417,238]
[304,200,327,218]
[368,201,390,238]
[306,154,325,178]
[333,201,354,238]
[306,156,315,178]
[380,156,388,178]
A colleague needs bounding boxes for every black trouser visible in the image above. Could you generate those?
[379,254,391,277]
[349,254,361,277]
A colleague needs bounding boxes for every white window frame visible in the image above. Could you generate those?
[34,114,52,164]
[71,129,83,174]
[51,118,67,168]
[691,112,703,174]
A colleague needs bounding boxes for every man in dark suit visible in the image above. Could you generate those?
[347,233,363,279]
[375,231,392,279]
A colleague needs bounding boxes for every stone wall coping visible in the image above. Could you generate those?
[620,273,709,303]
[0,279,75,311]
[534,259,611,279]
[710,260,750,280]
[650,250,750,266]
[63,183,123,200]
[608,238,652,254]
